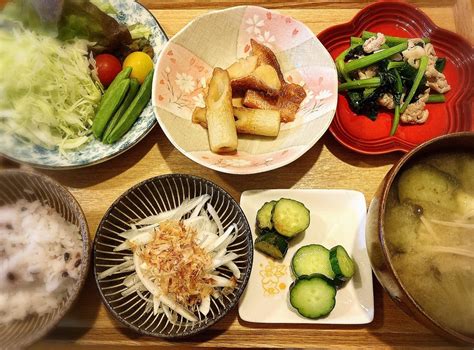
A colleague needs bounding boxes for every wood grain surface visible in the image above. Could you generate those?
[1,1,473,349]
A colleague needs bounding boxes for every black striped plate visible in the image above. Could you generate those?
[93,174,253,338]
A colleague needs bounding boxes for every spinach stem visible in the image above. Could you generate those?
[400,55,429,113]
[335,47,352,82]
[338,77,381,91]
[427,94,445,103]
[350,37,364,46]
[387,61,405,70]
[344,42,408,73]
[390,70,403,136]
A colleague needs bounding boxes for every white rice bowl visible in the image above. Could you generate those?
[0,199,83,324]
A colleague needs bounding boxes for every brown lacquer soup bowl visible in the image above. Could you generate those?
[366,131,474,345]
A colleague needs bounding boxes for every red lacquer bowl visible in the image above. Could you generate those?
[318,1,474,154]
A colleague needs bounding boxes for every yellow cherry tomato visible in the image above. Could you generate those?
[123,52,153,84]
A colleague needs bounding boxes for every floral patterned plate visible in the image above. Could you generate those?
[153,6,337,174]
[0,0,167,169]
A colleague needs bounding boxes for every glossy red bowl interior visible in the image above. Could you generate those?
[318,1,474,154]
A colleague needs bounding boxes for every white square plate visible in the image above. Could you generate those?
[238,189,374,324]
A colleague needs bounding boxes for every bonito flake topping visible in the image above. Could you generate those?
[136,220,214,307]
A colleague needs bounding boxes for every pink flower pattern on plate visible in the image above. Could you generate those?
[237,7,314,56]
[155,42,211,119]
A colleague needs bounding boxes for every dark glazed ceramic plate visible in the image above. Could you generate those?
[318,1,474,154]
[93,174,252,338]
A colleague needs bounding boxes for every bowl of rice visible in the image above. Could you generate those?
[0,169,90,349]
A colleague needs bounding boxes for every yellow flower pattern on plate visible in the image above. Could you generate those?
[259,260,287,296]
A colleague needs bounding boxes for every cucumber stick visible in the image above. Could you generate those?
[92,78,131,139]
[103,78,140,143]
[107,70,153,143]
[329,245,355,281]
[254,231,288,259]
[256,201,277,232]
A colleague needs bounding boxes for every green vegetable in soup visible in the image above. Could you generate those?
[384,199,420,253]
[424,153,474,195]
[397,164,460,211]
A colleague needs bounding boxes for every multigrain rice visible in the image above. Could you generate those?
[0,200,83,324]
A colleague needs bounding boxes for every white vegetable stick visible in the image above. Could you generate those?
[121,282,145,297]
[199,295,211,316]
[209,274,236,288]
[214,247,227,259]
[114,240,131,252]
[162,304,176,323]
[207,221,218,235]
[144,302,153,314]
[97,260,134,280]
[135,209,178,225]
[160,295,197,322]
[212,290,221,299]
[224,261,241,279]
[115,232,154,252]
[119,223,159,239]
[190,195,211,218]
[195,231,210,247]
[207,204,224,236]
[212,232,234,254]
[199,232,219,250]
[133,253,161,296]
[171,196,207,221]
[153,295,161,315]
[169,199,191,221]
[206,225,234,252]
[211,253,238,269]
[183,216,208,232]
[118,228,138,240]
[123,273,139,288]
[137,290,153,304]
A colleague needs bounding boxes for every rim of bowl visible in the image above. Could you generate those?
[0,169,90,347]
[377,131,474,344]
[152,5,337,175]
[93,173,253,338]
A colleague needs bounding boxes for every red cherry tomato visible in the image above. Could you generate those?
[95,54,122,87]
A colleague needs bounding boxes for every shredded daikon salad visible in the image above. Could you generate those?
[0,27,102,154]
[98,195,240,324]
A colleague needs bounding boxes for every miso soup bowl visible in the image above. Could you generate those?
[366,131,474,345]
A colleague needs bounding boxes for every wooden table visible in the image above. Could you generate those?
[2,0,472,348]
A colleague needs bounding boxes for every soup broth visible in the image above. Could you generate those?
[384,151,474,335]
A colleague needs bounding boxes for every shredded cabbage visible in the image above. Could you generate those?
[0,27,102,153]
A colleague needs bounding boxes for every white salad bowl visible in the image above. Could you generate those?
[0,0,167,169]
